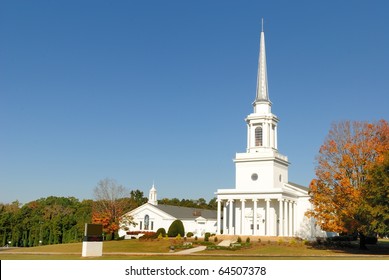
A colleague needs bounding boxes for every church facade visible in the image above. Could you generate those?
[215,26,312,237]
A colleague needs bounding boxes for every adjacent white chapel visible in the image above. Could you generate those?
[118,185,217,238]
[215,24,313,237]
[120,24,319,239]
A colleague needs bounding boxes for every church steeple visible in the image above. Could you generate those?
[148,183,158,206]
[245,21,279,152]
[253,19,272,114]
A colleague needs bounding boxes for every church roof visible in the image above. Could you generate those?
[152,204,217,220]
[288,182,309,192]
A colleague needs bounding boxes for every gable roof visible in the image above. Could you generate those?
[152,204,217,220]
[288,181,309,192]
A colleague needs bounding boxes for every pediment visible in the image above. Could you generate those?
[195,216,207,222]
[123,203,176,220]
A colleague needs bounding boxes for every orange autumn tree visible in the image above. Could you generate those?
[307,120,389,247]
[92,178,135,240]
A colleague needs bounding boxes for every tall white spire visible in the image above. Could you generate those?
[255,18,270,104]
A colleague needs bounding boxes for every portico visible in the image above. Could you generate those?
[217,195,298,236]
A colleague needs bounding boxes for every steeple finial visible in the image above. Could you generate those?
[254,20,270,103]
[262,18,264,32]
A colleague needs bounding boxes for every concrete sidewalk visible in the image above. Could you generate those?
[173,246,207,254]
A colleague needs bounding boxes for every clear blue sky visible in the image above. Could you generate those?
[1,0,388,204]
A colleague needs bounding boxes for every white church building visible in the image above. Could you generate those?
[120,25,320,239]
[215,25,313,237]
[118,185,218,238]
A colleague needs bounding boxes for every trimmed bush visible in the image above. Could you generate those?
[167,220,185,237]
[237,236,242,243]
[246,237,250,244]
[155,228,166,238]
[186,232,194,238]
[204,232,211,242]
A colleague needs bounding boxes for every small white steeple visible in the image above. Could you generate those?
[148,183,158,205]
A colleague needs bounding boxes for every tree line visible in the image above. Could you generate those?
[0,182,217,247]
[0,197,93,247]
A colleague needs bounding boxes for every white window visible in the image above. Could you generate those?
[255,125,263,146]
[144,215,149,230]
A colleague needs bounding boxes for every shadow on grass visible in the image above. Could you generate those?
[309,239,389,256]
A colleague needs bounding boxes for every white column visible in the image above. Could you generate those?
[288,201,293,236]
[253,199,258,235]
[278,198,283,236]
[223,202,227,235]
[235,203,240,235]
[284,200,289,236]
[267,123,271,147]
[265,198,270,236]
[241,199,246,235]
[217,199,221,235]
[291,201,296,236]
[262,123,267,147]
[274,125,278,149]
[229,199,234,235]
[293,202,296,236]
[251,125,255,149]
[247,124,250,151]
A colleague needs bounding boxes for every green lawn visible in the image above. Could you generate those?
[1,238,388,260]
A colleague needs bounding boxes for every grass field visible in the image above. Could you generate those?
[1,237,388,260]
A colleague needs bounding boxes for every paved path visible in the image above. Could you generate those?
[218,240,233,247]
[173,246,207,254]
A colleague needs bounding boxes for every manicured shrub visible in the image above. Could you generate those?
[204,232,211,242]
[186,232,194,238]
[167,220,185,237]
[246,237,250,244]
[289,239,297,246]
[155,228,166,238]
[237,236,242,243]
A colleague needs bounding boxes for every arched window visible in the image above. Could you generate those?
[144,215,149,230]
[255,126,263,146]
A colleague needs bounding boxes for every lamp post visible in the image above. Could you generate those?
[39,221,43,245]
